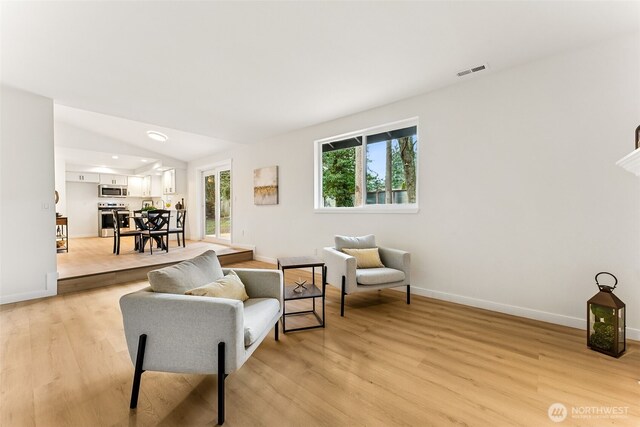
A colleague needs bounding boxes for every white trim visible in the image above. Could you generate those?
[393,286,640,341]
[616,147,640,176]
[0,289,56,305]
[315,206,419,214]
[254,254,278,264]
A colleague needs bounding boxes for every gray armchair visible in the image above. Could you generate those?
[323,234,411,316]
[120,266,283,425]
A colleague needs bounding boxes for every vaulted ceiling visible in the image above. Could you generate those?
[2,1,638,160]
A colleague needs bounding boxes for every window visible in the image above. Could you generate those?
[315,119,418,212]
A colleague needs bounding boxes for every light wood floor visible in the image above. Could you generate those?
[57,237,248,279]
[1,260,639,426]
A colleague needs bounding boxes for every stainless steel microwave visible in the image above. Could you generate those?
[99,185,128,198]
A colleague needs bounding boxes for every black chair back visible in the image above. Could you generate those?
[147,210,171,232]
[176,210,186,229]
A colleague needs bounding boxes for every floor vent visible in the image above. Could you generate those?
[457,64,488,77]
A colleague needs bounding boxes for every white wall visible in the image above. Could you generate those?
[0,85,57,303]
[54,155,67,215]
[189,35,640,338]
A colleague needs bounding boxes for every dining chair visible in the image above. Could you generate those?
[168,209,187,247]
[112,211,141,255]
[142,210,171,254]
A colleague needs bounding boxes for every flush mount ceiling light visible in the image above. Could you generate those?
[146,130,168,142]
[141,159,148,162]
[112,155,119,159]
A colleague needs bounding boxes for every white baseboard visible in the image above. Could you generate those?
[395,286,640,341]
[0,289,57,305]
[232,243,256,251]
[254,254,277,264]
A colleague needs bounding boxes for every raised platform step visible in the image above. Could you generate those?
[56,237,253,295]
[57,250,253,294]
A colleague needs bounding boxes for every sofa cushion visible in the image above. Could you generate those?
[184,270,249,302]
[342,248,385,269]
[147,250,224,294]
[334,234,376,251]
[243,298,280,346]
[356,268,405,285]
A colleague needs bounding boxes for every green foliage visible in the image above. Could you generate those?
[590,323,615,350]
[141,206,156,212]
[323,148,356,207]
[591,305,614,321]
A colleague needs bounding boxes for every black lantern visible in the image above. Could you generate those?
[587,272,626,357]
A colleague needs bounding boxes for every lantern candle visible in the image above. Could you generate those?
[587,272,626,357]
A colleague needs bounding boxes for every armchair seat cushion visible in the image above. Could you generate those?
[243,298,280,346]
[356,268,405,286]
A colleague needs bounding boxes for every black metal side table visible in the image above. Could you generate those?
[277,256,326,333]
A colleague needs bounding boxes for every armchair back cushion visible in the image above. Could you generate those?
[148,250,224,294]
[335,234,376,251]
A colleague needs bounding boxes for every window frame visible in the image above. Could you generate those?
[314,117,419,214]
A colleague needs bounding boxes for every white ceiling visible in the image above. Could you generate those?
[2,1,639,156]
[56,146,158,171]
[55,105,238,162]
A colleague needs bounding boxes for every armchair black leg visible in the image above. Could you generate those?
[407,285,411,304]
[182,231,186,247]
[341,276,346,317]
[275,321,279,341]
[113,235,117,254]
[218,342,226,425]
[130,334,147,409]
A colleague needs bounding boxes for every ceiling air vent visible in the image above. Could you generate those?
[457,64,488,77]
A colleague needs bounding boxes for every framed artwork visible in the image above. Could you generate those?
[254,166,278,205]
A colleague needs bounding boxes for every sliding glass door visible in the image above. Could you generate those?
[203,166,231,242]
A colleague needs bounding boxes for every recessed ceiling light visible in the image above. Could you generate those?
[141,159,148,162]
[146,130,168,142]
[112,155,119,159]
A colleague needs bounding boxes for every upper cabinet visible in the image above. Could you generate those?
[127,176,144,197]
[99,174,128,186]
[163,168,185,194]
[66,172,100,183]
[141,175,162,197]
[163,169,176,194]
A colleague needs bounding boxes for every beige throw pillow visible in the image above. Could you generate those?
[342,248,385,269]
[185,270,249,301]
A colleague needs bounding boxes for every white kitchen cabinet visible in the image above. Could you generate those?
[100,174,128,186]
[163,168,186,194]
[127,176,143,197]
[141,175,163,197]
[163,169,176,194]
[66,172,100,183]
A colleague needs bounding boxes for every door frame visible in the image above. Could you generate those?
[200,160,232,243]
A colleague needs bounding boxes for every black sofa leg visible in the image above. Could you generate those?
[407,285,411,304]
[218,342,226,425]
[130,334,147,409]
[341,276,346,317]
[274,321,279,341]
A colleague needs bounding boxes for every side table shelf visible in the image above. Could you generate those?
[56,216,68,253]
[277,256,326,333]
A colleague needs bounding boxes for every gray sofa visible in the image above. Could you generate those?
[120,252,283,425]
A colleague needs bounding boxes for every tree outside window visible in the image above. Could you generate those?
[320,123,417,209]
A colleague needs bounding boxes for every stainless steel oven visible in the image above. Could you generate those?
[98,202,129,237]
[99,185,128,198]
